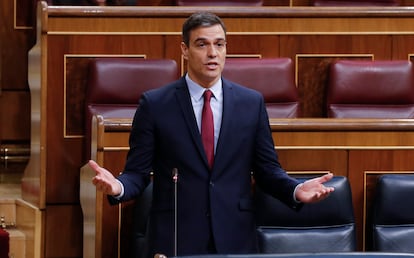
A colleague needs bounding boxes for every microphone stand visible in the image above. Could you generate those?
[172,168,179,257]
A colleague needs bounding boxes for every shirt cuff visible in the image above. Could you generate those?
[112,179,125,200]
[293,183,303,203]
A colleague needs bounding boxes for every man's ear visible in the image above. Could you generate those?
[181,42,188,60]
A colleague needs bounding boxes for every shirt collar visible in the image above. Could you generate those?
[186,73,222,102]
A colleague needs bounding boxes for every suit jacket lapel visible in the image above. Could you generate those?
[213,80,235,173]
[175,78,210,168]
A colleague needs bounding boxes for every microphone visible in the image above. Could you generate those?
[172,168,179,257]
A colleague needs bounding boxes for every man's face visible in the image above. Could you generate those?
[181,24,227,88]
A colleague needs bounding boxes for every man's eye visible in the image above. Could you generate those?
[197,43,206,47]
[216,41,226,48]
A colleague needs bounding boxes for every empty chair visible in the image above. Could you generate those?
[372,174,414,252]
[254,176,356,253]
[326,60,414,118]
[175,0,263,6]
[222,58,300,118]
[84,58,179,159]
[313,0,399,6]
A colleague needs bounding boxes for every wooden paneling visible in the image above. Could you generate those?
[28,3,414,257]
[393,35,414,59]
[278,149,348,174]
[44,205,83,257]
[0,92,31,140]
[227,35,280,57]
[1,0,35,91]
[0,0,34,184]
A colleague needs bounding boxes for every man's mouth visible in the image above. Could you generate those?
[206,62,218,69]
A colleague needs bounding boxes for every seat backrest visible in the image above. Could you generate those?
[372,174,414,252]
[175,0,263,6]
[326,60,414,118]
[222,58,300,118]
[254,176,356,253]
[313,0,399,6]
[84,58,179,159]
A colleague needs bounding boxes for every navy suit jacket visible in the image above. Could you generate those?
[111,76,301,257]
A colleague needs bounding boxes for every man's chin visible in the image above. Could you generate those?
[197,75,220,87]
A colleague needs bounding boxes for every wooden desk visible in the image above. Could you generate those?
[80,116,414,257]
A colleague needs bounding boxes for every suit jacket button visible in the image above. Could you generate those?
[209,181,214,187]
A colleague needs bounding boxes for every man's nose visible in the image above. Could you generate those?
[207,44,218,56]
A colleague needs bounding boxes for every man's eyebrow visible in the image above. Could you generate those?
[193,37,226,42]
[194,38,207,42]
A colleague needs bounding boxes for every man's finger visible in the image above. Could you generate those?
[88,160,99,170]
[316,173,333,183]
[89,160,105,177]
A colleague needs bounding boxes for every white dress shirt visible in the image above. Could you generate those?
[185,73,223,153]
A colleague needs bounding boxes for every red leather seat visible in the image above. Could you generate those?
[0,229,8,258]
[313,0,399,6]
[327,60,414,118]
[84,58,179,159]
[222,58,300,118]
[175,0,263,6]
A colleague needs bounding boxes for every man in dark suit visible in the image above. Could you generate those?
[89,11,334,257]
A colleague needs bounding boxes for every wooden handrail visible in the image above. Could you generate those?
[98,116,414,132]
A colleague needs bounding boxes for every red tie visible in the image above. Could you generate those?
[202,90,214,169]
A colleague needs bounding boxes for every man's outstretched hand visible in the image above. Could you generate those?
[89,160,122,196]
[295,173,335,203]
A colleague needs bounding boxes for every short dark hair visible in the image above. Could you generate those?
[182,12,227,46]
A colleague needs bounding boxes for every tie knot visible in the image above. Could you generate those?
[204,90,213,102]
